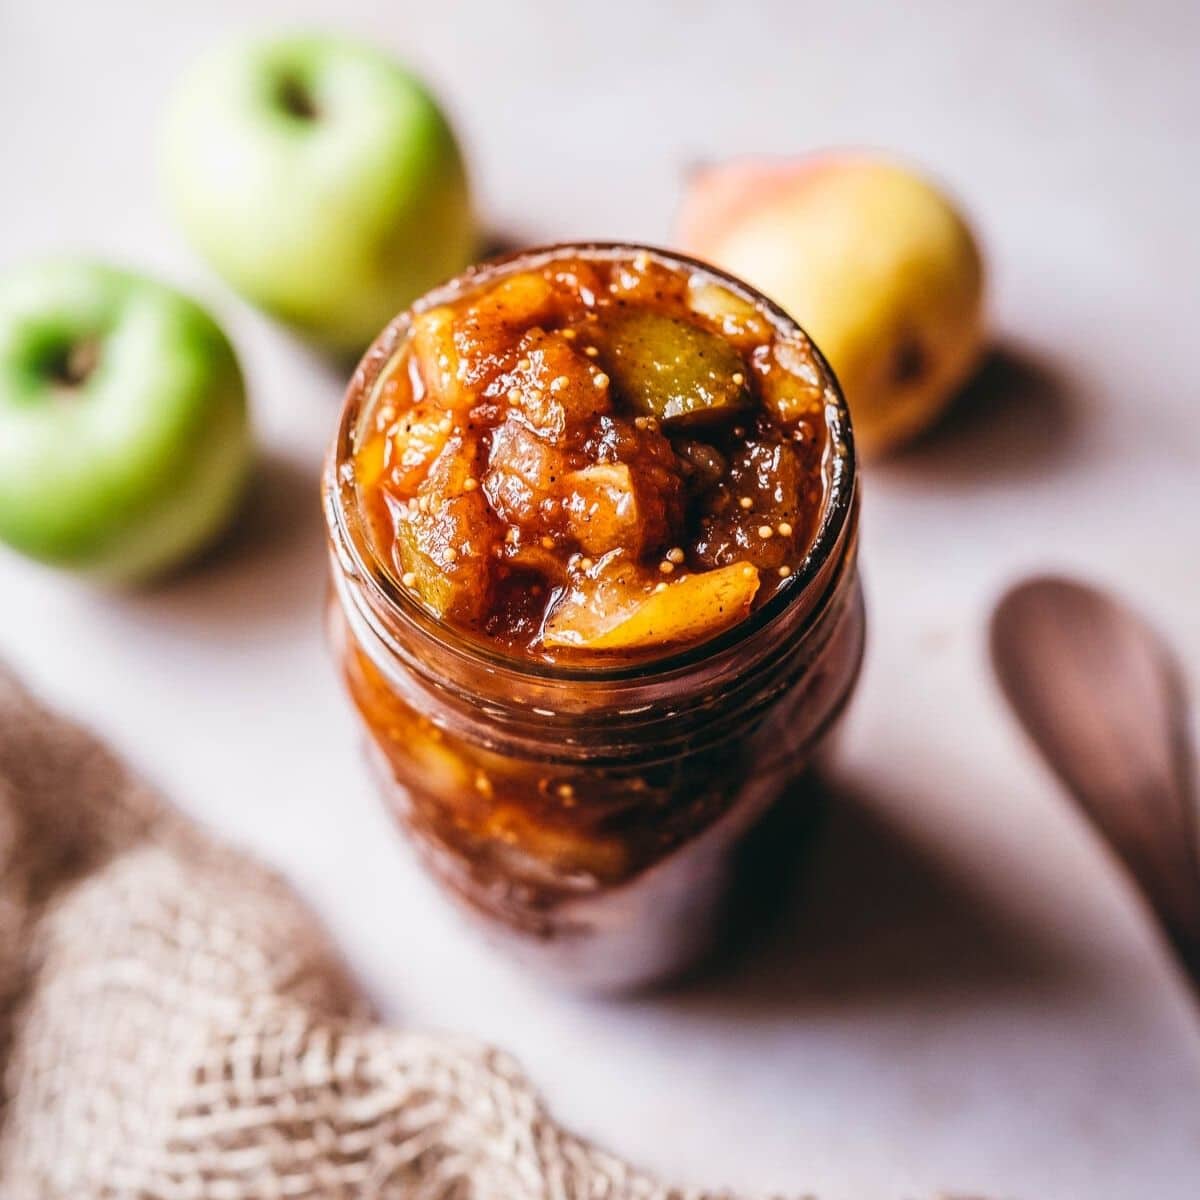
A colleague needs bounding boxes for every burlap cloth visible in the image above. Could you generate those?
[0,663,770,1199]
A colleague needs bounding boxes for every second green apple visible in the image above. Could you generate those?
[164,34,476,354]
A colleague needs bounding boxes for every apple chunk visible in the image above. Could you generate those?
[380,402,451,494]
[562,463,669,558]
[393,435,498,621]
[596,311,751,428]
[543,560,760,651]
[500,328,609,441]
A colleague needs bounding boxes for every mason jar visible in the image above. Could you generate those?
[323,243,864,992]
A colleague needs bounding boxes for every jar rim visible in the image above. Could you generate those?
[324,241,857,687]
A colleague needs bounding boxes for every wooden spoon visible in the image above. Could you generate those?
[990,575,1200,985]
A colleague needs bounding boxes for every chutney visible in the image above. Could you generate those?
[350,250,833,662]
[325,245,862,990]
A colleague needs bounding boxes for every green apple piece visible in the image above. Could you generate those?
[596,311,751,428]
[163,33,476,354]
[0,261,251,583]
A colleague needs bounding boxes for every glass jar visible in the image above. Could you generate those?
[323,243,864,992]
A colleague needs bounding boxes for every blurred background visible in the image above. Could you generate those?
[1,1,1198,1197]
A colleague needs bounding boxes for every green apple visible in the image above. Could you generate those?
[163,33,476,354]
[0,261,251,582]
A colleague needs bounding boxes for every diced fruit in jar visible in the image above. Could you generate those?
[408,306,470,409]
[756,336,828,424]
[586,415,686,514]
[492,328,610,440]
[562,463,673,557]
[687,278,771,342]
[379,402,452,495]
[596,310,751,428]
[396,436,498,621]
[543,557,760,650]
[353,250,836,661]
[473,270,558,329]
[354,426,390,492]
[483,416,571,531]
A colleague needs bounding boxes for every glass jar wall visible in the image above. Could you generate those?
[323,244,864,991]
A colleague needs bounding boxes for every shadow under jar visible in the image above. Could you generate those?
[324,243,864,992]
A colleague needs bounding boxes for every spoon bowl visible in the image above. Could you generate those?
[991,576,1200,982]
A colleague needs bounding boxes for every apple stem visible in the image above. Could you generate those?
[50,338,101,389]
[276,75,319,121]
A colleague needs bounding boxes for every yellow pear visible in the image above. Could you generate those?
[677,152,986,456]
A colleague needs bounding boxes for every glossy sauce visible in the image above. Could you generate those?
[351,251,836,663]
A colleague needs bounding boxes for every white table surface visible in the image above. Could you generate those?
[3,2,1199,1196]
